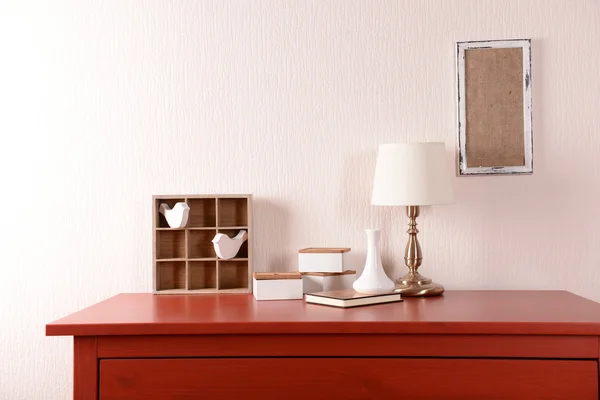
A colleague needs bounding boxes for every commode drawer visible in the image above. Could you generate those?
[99,357,598,400]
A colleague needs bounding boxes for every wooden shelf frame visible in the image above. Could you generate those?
[153,194,253,294]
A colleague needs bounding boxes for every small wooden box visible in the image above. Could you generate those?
[301,270,356,294]
[253,272,303,301]
[298,248,351,273]
[153,194,252,294]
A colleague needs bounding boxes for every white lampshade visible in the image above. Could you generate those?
[371,142,454,206]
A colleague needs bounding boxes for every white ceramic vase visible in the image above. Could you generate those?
[353,229,395,295]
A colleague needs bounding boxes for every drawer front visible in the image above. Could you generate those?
[100,358,598,400]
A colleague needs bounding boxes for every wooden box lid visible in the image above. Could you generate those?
[298,248,350,254]
[253,272,302,280]
[301,270,356,277]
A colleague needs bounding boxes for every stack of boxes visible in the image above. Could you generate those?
[253,247,356,301]
[298,248,356,293]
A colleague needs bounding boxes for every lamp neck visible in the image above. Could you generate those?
[404,206,422,273]
[406,205,420,231]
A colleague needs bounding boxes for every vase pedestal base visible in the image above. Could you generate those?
[394,271,444,297]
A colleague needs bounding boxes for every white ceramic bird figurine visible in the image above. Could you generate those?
[159,202,190,228]
[212,230,248,259]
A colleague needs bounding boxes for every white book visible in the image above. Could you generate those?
[305,289,402,308]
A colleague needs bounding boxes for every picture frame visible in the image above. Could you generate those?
[456,39,533,176]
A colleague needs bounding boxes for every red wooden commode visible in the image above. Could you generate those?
[46,290,600,399]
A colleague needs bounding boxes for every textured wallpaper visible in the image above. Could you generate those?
[1,0,599,398]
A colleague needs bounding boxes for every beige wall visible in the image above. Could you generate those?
[1,1,599,398]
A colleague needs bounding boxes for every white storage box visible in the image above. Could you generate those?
[298,248,351,273]
[301,270,356,294]
[252,272,303,301]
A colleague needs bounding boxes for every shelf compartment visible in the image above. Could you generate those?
[156,198,186,228]
[218,198,248,227]
[218,260,248,290]
[156,261,186,291]
[156,230,186,260]
[188,198,216,228]
[188,229,217,259]
[188,261,217,290]
[217,229,248,258]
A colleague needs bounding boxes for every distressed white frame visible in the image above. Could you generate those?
[456,39,533,176]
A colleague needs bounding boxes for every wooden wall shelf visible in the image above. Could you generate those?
[152,194,252,294]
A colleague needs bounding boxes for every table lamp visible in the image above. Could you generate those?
[371,142,454,297]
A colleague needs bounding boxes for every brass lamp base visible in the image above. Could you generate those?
[395,271,444,297]
[396,205,445,297]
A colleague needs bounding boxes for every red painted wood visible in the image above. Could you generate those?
[74,336,98,400]
[46,291,600,336]
[97,333,598,359]
[99,358,599,400]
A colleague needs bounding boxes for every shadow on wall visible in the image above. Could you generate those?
[331,141,600,286]
[451,132,600,292]
[253,198,293,272]
[338,148,401,279]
